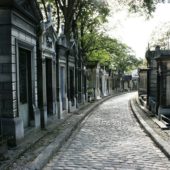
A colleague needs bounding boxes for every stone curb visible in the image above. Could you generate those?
[28,93,125,170]
[130,97,170,159]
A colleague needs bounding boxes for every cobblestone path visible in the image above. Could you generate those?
[44,93,170,170]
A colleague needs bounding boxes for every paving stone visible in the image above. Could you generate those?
[44,93,170,169]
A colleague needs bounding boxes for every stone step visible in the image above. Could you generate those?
[161,114,170,124]
[152,117,169,130]
[0,135,7,145]
[136,97,154,117]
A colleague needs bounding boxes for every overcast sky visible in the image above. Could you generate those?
[104,2,170,59]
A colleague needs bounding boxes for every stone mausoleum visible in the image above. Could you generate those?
[0,0,42,146]
[0,0,119,147]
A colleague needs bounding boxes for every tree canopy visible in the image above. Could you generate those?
[37,0,149,73]
[149,22,170,49]
[84,34,143,73]
[38,0,159,34]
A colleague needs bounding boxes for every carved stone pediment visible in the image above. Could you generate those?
[41,23,57,50]
[46,34,53,49]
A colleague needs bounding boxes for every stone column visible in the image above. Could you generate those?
[37,53,47,129]
[0,30,24,146]
[66,53,70,111]
[56,45,62,118]
[75,57,78,108]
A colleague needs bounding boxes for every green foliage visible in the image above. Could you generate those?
[110,53,143,73]
[87,49,111,64]
[83,32,142,73]
[115,0,157,17]
[106,38,143,73]
[77,0,110,35]
[37,0,145,73]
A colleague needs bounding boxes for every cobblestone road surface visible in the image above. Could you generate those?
[44,93,170,170]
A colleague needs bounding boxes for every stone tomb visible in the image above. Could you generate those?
[56,33,69,118]
[0,0,42,146]
[146,49,158,115]
[138,68,148,96]
[100,66,110,97]
[155,47,170,119]
[38,7,58,128]
[67,40,77,112]
[86,62,101,100]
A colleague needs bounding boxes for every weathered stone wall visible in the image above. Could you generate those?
[11,10,38,118]
[0,10,13,117]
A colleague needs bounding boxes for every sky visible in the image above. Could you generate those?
[104,1,170,59]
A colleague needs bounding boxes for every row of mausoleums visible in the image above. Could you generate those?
[0,0,129,146]
[138,46,170,120]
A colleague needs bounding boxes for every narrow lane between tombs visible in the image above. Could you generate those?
[44,93,170,170]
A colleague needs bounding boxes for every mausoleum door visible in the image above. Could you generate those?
[78,71,82,103]
[166,63,170,106]
[19,48,32,128]
[46,58,53,115]
[70,68,74,105]
[60,67,65,110]
[100,78,102,94]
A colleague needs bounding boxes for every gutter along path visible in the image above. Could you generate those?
[130,95,170,160]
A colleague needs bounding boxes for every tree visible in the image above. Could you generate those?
[105,38,143,73]
[84,33,142,73]
[36,0,146,73]
[37,0,158,35]
[77,0,110,59]
[37,0,81,38]
[112,0,156,16]
[149,22,170,49]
